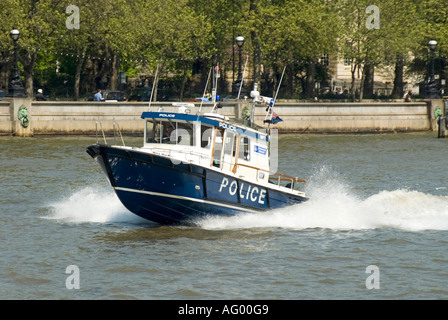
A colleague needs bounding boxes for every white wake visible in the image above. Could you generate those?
[45,167,448,231]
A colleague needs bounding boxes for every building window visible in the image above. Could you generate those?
[344,57,352,66]
[320,53,329,67]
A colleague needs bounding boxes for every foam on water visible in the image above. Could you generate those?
[198,189,448,232]
[198,166,448,232]
[45,186,144,224]
[45,167,448,231]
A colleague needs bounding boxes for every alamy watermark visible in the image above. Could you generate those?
[365,265,380,289]
[64,5,380,33]
[162,127,279,173]
[366,5,380,30]
[66,5,80,30]
[63,5,380,31]
[65,265,80,289]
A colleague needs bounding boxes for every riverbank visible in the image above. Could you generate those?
[0,98,444,136]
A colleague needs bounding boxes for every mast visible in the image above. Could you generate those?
[148,62,160,111]
[265,65,286,129]
[237,56,249,100]
[199,66,212,113]
[249,65,286,131]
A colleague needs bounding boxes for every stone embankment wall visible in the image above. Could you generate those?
[0,98,444,136]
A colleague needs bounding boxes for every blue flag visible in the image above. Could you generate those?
[271,112,283,124]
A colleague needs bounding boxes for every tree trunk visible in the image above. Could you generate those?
[180,62,188,101]
[350,63,357,101]
[271,65,279,97]
[0,60,9,90]
[21,52,38,98]
[287,63,294,97]
[250,0,261,91]
[445,58,448,97]
[359,65,365,102]
[24,70,33,98]
[392,56,404,98]
[73,46,87,101]
[110,54,119,91]
[305,60,316,98]
[251,34,261,90]
[362,62,374,99]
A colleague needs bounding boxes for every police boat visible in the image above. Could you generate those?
[86,86,308,225]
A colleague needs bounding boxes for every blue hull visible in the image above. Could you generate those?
[87,144,307,225]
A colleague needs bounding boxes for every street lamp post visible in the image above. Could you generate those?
[8,27,26,97]
[232,35,245,97]
[425,39,440,99]
[236,35,244,82]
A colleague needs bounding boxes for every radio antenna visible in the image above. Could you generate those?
[148,62,160,111]
[199,66,212,113]
[237,55,249,100]
[265,65,286,131]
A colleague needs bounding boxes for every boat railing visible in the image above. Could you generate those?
[149,147,212,163]
[113,122,126,146]
[95,120,126,146]
[95,120,107,144]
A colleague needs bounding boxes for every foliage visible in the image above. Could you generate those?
[0,0,447,99]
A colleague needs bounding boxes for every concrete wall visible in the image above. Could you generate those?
[31,101,149,135]
[0,101,12,133]
[253,102,432,133]
[0,98,441,136]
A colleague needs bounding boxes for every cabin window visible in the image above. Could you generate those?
[161,120,176,143]
[201,125,213,148]
[238,136,250,161]
[176,122,194,146]
[146,119,161,143]
[212,128,224,167]
[224,132,236,158]
[145,119,193,146]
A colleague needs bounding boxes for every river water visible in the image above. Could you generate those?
[1,132,448,301]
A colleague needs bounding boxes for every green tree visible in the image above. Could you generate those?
[0,0,68,97]
[415,0,448,95]
[374,0,421,98]
[135,0,215,100]
[336,0,376,100]
[241,0,340,97]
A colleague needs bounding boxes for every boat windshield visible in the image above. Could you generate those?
[146,119,194,146]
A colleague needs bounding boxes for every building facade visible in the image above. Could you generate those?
[322,53,422,98]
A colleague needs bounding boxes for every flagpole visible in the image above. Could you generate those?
[265,65,286,123]
[273,65,286,105]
